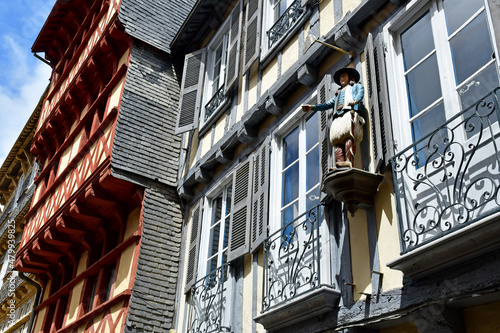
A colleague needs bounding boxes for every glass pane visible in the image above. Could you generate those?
[281,201,299,242]
[282,162,299,206]
[211,195,222,226]
[306,146,319,191]
[444,0,483,36]
[401,11,434,70]
[225,185,232,216]
[458,62,500,108]
[223,216,230,249]
[449,12,493,85]
[306,185,320,212]
[208,223,221,258]
[411,102,446,167]
[406,53,442,117]
[283,126,299,167]
[306,111,319,151]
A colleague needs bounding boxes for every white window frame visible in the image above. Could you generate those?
[200,20,231,129]
[384,0,500,152]
[269,93,332,284]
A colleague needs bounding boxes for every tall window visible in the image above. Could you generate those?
[280,111,320,230]
[202,28,229,125]
[393,0,499,152]
[205,184,232,276]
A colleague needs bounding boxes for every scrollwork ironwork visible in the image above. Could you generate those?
[267,0,305,49]
[262,205,322,312]
[204,86,227,122]
[188,264,230,333]
[392,87,500,253]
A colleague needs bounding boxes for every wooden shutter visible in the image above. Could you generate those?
[225,0,242,92]
[250,137,270,252]
[184,201,202,293]
[317,74,333,180]
[365,32,394,173]
[175,49,206,134]
[243,0,262,73]
[228,158,253,261]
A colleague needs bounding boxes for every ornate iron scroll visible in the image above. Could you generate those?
[391,87,500,253]
[204,86,227,122]
[267,0,305,49]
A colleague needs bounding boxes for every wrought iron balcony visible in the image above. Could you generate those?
[187,264,230,333]
[391,87,500,254]
[267,0,305,49]
[204,86,227,123]
[262,204,327,312]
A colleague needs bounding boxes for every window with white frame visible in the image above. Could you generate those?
[186,182,233,333]
[202,25,230,126]
[279,111,321,231]
[262,0,304,52]
[386,0,499,156]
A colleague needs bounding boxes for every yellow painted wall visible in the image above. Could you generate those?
[65,280,84,325]
[113,242,136,296]
[342,0,362,17]
[32,306,47,333]
[260,57,278,96]
[463,301,500,333]
[247,63,259,110]
[213,114,227,146]
[375,173,403,291]
[348,209,372,300]
[380,321,419,333]
[319,0,335,37]
[281,35,299,75]
[107,77,125,116]
[188,129,199,170]
[124,208,140,240]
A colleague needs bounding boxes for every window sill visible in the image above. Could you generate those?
[254,285,340,332]
[387,211,500,279]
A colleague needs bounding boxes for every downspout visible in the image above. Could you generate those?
[18,272,42,333]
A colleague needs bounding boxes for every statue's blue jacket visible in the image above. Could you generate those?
[312,83,364,116]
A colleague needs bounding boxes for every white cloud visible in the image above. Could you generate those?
[0,34,51,166]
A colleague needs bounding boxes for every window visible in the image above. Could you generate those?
[203,184,232,279]
[280,111,321,234]
[388,0,499,155]
[201,25,230,126]
[263,0,305,51]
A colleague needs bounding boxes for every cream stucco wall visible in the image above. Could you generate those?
[348,210,372,300]
[463,301,500,333]
[260,58,278,96]
[319,0,335,37]
[281,35,299,75]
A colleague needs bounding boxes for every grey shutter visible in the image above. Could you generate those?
[225,0,242,92]
[243,0,262,73]
[228,158,253,261]
[250,137,269,252]
[317,74,333,180]
[175,49,206,134]
[365,32,394,173]
[185,201,202,293]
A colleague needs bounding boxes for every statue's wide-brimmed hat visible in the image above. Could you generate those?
[333,67,360,85]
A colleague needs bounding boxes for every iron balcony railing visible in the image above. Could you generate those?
[262,204,325,312]
[204,86,227,122]
[391,87,500,254]
[187,264,230,333]
[267,0,304,49]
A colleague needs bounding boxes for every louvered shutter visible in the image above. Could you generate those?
[243,0,262,73]
[250,137,270,252]
[317,74,333,180]
[175,49,206,134]
[228,158,253,261]
[225,0,242,92]
[365,32,394,173]
[184,201,202,293]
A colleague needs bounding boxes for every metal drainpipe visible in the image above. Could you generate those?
[18,272,42,333]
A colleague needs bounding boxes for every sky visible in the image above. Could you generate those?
[0,0,56,167]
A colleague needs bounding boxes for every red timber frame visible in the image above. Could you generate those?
[15,0,142,332]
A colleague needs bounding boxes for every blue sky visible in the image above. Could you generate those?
[0,0,56,166]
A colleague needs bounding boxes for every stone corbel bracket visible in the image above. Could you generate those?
[322,168,383,216]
